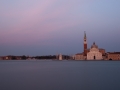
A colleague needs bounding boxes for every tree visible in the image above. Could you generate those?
[21,55,26,60]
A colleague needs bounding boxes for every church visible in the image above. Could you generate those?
[75,32,105,60]
[87,42,103,60]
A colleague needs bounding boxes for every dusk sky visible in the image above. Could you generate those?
[0,0,120,56]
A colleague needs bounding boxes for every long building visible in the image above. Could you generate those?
[107,52,120,60]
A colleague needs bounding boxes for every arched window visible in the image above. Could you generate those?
[109,58,112,60]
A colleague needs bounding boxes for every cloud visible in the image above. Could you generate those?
[0,0,81,45]
[2,0,119,47]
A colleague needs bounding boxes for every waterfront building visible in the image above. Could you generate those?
[74,32,106,60]
[3,56,11,60]
[0,56,3,60]
[99,49,106,55]
[87,42,103,60]
[75,53,84,60]
[107,52,120,60]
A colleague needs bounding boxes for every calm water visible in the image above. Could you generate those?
[0,60,120,90]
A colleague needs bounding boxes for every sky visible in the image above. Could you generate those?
[0,0,120,56]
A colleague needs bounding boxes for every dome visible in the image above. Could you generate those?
[91,42,98,48]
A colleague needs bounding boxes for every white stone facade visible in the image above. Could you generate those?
[87,42,102,60]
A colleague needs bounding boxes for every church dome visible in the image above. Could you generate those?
[91,42,98,48]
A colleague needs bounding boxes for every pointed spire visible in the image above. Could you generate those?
[93,42,95,45]
[84,31,86,39]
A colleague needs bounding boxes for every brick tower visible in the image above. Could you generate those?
[84,31,87,56]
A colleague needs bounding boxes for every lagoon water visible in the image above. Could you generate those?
[0,60,120,90]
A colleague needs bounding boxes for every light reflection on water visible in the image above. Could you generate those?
[0,60,120,90]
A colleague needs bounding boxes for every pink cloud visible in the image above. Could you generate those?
[0,0,86,45]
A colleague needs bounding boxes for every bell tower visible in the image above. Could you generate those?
[84,31,87,56]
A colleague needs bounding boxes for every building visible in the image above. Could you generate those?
[2,56,12,60]
[0,56,3,60]
[75,53,84,60]
[74,32,106,60]
[107,52,120,60]
[87,42,103,60]
[99,49,106,55]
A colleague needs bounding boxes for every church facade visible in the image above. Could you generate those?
[87,42,103,60]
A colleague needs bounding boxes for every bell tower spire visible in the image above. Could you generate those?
[84,31,86,39]
[84,31,87,56]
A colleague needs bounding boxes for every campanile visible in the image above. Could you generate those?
[84,31,87,56]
